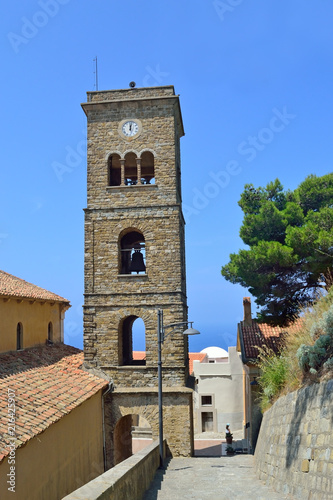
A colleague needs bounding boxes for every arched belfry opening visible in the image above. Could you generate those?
[120,230,146,275]
[140,151,155,184]
[124,152,137,185]
[108,153,121,186]
[119,316,146,366]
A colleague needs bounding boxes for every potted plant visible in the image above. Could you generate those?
[226,445,234,456]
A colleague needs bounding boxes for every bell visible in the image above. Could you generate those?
[129,246,146,273]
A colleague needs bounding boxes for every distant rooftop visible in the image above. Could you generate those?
[239,296,303,362]
[189,353,207,374]
[133,351,146,361]
[239,318,303,362]
[0,270,70,304]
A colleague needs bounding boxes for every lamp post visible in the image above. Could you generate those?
[157,309,200,468]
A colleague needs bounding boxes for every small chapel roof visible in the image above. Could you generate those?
[0,270,70,304]
[0,344,108,462]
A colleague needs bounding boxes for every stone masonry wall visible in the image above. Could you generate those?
[87,85,176,102]
[104,388,194,468]
[62,440,161,500]
[254,379,333,500]
[82,86,188,382]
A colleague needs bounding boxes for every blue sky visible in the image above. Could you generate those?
[1,1,333,353]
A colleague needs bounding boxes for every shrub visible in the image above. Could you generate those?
[256,346,288,411]
[296,305,333,374]
[256,288,333,409]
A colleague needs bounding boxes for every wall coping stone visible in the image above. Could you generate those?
[113,386,193,394]
[62,440,161,500]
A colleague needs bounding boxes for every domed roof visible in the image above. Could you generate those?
[200,346,229,358]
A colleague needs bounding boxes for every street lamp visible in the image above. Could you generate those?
[157,309,200,468]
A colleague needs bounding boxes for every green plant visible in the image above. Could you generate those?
[323,357,333,370]
[255,288,333,410]
[221,174,333,326]
[256,346,288,410]
[296,302,333,374]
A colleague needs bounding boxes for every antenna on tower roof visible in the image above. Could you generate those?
[93,56,98,91]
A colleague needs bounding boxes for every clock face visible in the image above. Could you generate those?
[122,121,139,137]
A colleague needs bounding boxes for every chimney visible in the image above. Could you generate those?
[243,297,252,326]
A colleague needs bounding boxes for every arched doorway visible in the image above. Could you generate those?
[113,414,152,465]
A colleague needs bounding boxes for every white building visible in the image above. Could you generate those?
[192,346,245,435]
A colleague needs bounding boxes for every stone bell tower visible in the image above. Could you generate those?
[81,85,193,467]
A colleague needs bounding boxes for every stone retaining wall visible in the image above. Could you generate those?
[254,379,333,499]
[62,440,160,500]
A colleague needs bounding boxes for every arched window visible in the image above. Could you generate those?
[16,323,23,350]
[124,152,137,185]
[120,230,146,275]
[48,322,53,342]
[119,316,146,366]
[108,153,121,186]
[140,151,155,184]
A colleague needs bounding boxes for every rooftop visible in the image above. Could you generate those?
[0,270,70,304]
[239,318,303,362]
[0,344,108,461]
[189,353,207,374]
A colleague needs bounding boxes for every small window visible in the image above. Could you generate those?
[201,395,212,406]
[17,323,23,350]
[209,360,215,363]
[48,322,53,342]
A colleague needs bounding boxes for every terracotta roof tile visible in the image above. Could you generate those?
[189,353,207,374]
[132,351,146,360]
[0,344,108,461]
[239,318,303,361]
[132,351,207,374]
[0,270,70,303]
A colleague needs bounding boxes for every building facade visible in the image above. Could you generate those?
[192,346,246,435]
[0,270,70,352]
[0,272,107,500]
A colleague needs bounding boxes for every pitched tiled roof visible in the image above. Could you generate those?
[0,270,70,303]
[189,353,207,374]
[238,318,303,362]
[0,344,108,461]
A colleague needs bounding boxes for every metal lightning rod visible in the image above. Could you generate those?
[93,56,98,91]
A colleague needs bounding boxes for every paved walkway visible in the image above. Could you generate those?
[143,455,295,500]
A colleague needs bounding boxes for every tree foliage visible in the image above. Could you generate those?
[222,174,333,325]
